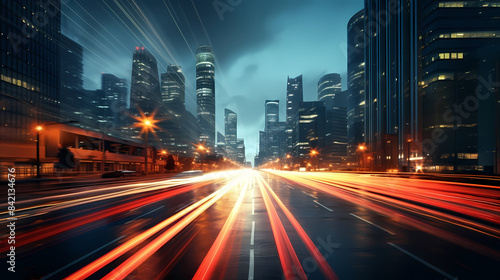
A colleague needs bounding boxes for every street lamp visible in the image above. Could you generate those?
[197,144,206,172]
[358,144,366,170]
[35,126,43,178]
[142,119,153,176]
[162,150,167,173]
[310,149,319,171]
[133,110,160,176]
[407,139,412,172]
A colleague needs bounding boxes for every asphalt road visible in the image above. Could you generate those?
[0,170,498,279]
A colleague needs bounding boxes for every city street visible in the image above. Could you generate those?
[1,170,498,279]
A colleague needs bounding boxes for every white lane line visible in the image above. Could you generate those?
[388,242,458,280]
[313,200,333,212]
[125,205,165,224]
[302,191,317,199]
[252,198,255,215]
[248,249,255,280]
[250,221,255,246]
[286,184,295,190]
[41,236,126,279]
[350,213,395,235]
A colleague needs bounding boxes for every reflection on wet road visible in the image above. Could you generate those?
[1,170,498,279]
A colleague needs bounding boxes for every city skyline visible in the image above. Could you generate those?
[1,1,499,279]
[61,0,362,161]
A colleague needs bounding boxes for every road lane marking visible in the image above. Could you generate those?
[125,206,165,224]
[313,200,333,212]
[286,184,295,190]
[350,213,395,235]
[252,198,255,215]
[302,191,317,199]
[257,173,338,279]
[248,249,255,280]
[388,242,458,280]
[41,236,126,280]
[250,221,255,246]
[192,183,248,279]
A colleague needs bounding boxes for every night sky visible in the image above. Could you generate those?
[61,0,363,162]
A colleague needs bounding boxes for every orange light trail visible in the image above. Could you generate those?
[1,180,218,253]
[256,173,339,280]
[192,182,248,280]
[266,170,500,259]
[65,177,242,280]
[98,177,243,280]
[257,174,308,280]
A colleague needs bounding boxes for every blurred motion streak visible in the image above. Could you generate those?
[258,173,308,280]
[98,175,246,280]
[192,182,248,279]
[266,170,500,260]
[1,179,220,252]
[65,175,245,280]
[256,173,339,280]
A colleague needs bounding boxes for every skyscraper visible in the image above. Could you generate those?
[130,47,160,117]
[216,131,226,157]
[318,73,342,111]
[225,108,237,161]
[0,0,61,144]
[60,35,84,125]
[364,0,420,170]
[421,0,500,174]
[101,73,128,128]
[293,102,326,160]
[237,138,246,164]
[286,75,303,152]
[161,65,185,113]
[347,10,366,167]
[265,100,279,133]
[324,107,348,167]
[196,45,216,149]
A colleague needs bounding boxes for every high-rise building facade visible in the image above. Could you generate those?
[161,65,185,113]
[286,75,303,152]
[237,138,246,164]
[0,0,61,144]
[347,10,366,166]
[421,0,500,174]
[60,35,86,127]
[318,73,342,111]
[130,47,160,117]
[196,45,216,149]
[225,108,237,161]
[101,73,128,128]
[292,102,326,160]
[216,131,226,157]
[265,100,279,133]
[364,0,420,171]
[324,107,348,167]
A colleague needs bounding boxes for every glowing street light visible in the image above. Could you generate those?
[407,139,413,172]
[197,144,207,171]
[134,113,160,176]
[358,144,367,170]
